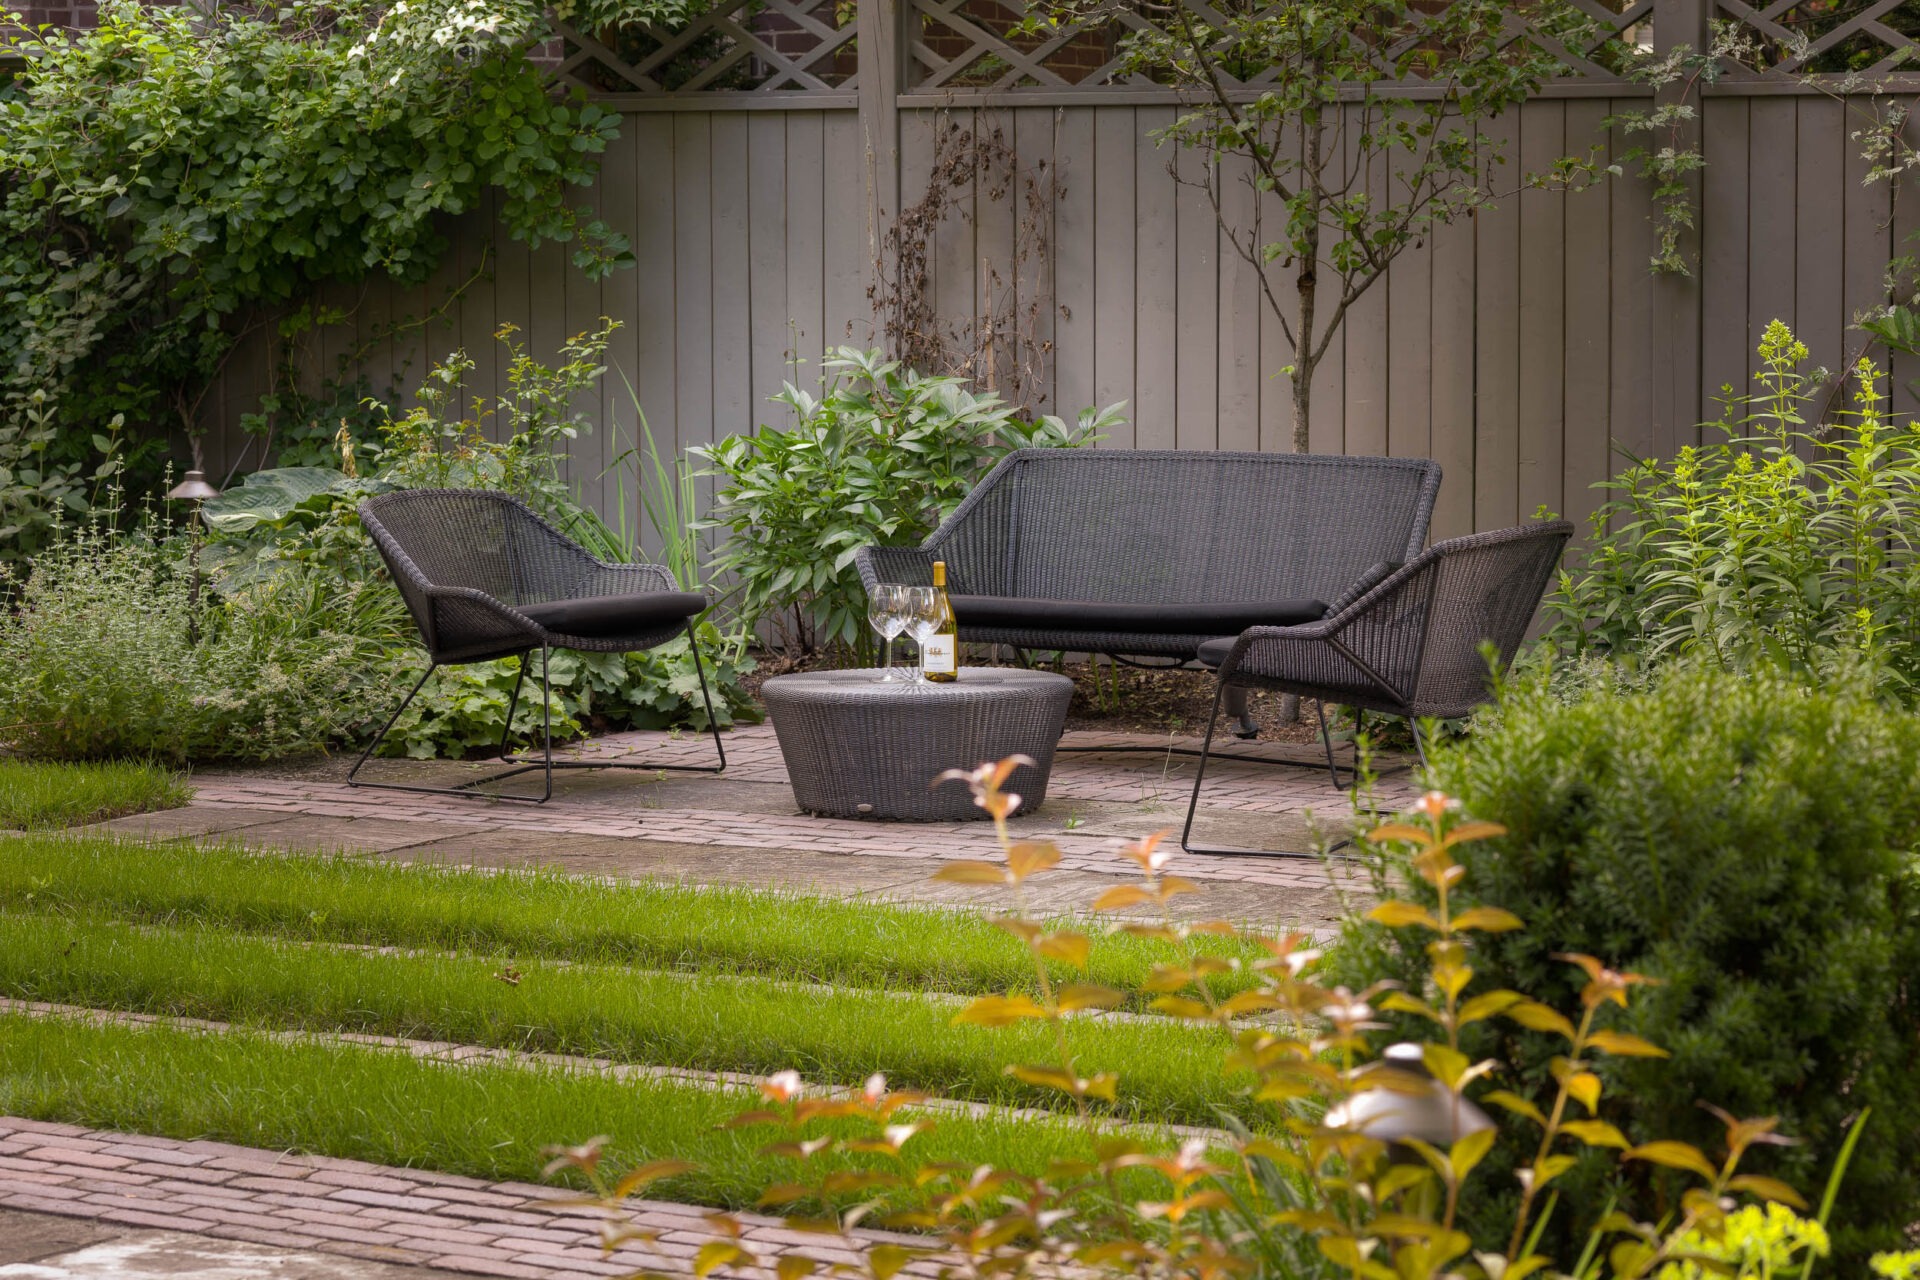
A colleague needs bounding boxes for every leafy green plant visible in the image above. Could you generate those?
[555,764,1820,1280]
[0,0,629,509]
[382,623,756,758]
[1342,660,1920,1264]
[0,759,190,829]
[696,348,1119,659]
[1545,321,1920,696]
[0,514,395,762]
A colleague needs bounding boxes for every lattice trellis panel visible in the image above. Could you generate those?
[556,0,856,95]
[1716,0,1920,75]
[903,0,1654,91]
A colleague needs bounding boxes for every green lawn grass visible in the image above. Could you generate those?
[0,760,191,830]
[0,834,1272,1003]
[0,1012,1165,1214]
[0,910,1249,1126]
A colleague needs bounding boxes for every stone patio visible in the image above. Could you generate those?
[86,724,1413,927]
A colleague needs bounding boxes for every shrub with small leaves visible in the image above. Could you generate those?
[548,765,1825,1280]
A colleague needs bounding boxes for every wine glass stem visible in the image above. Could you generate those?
[882,636,894,677]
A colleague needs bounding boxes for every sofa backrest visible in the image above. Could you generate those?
[936,449,1441,604]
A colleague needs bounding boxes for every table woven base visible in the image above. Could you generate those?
[762,668,1074,821]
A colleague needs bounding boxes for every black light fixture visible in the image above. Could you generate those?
[166,469,221,643]
[1325,1042,1494,1148]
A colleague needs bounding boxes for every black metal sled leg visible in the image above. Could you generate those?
[500,623,727,778]
[347,655,559,804]
[1178,683,1345,860]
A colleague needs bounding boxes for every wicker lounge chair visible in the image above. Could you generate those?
[350,489,725,803]
[1179,520,1574,856]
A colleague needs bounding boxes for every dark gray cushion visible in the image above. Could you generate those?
[951,595,1327,636]
[517,591,707,638]
[1324,560,1401,617]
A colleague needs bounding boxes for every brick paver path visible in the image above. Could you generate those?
[0,1117,937,1280]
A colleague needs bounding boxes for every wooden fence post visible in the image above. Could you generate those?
[858,0,902,328]
[1651,0,1709,457]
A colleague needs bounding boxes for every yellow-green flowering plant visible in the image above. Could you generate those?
[548,762,1825,1280]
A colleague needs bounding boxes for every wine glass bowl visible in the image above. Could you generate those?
[867,584,910,682]
[902,586,940,682]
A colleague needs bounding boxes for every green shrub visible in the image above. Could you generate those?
[1546,321,1920,697]
[696,348,1123,659]
[0,519,395,762]
[1339,660,1920,1262]
[0,759,190,829]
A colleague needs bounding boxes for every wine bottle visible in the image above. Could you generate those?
[923,561,960,682]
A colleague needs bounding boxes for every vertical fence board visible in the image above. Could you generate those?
[1562,100,1613,536]
[1386,151,1433,465]
[975,108,1017,397]
[1474,112,1521,529]
[822,111,867,350]
[1518,99,1566,522]
[1609,99,1655,464]
[1429,180,1477,541]
[672,112,715,459]
[784,113,827,381]
[1216,154,1261,452]
[1053,107,1097,422]
[1343,124,1389,458]
[1843,96,1897,412]
[1796,97,1846,383]
[710,115,753,444]
[1092,107,1139,448]
[1700,97,1750,423]
[748,113,792,420]
[1747,98,1798,370]
[1133,107,1178,450]
[1014,105,1057,412]
[1174,140,1219,449]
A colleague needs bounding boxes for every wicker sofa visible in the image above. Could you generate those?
[853,449,1442,663]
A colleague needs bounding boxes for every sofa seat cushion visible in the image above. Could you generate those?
[517,591,707,638]
[951,595,1327,636]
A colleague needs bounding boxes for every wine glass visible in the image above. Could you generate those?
[867,584,909,682]
[902,586,940,683]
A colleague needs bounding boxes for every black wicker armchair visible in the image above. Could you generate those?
[351,489,725,803]
[1180,520,1573,856]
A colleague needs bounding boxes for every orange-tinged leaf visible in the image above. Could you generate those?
[1727,1175,1809,1210]
[1422,1043,1471,1089]
[1007,1064,1080,1093]
[1560,1120,1631,1149]
[932,861,1008,885]
[1058,983,1126,1012]
[1120,922,1182,942]
[1081,1072,1119,1101]
[1367,823,1434,846]
[1564,1072,1603,1114]
[1007,840,1062,882]
[1037,930,1090,969]
[613,1159,698,1197]
[1452,906,1525,933]
[695,1241,749,1277]
[1624,1141,1719,1181]
[1438,820,1508,847]
[1218,989,1281,1017]
[952,994,1049,1027]
[1458,990,1524,1024]
[1483,1090,1547,1126]
[1092,884,1152,912]
[1531,1153,1577,1189]
[1587,1030,1670,1058]
[867,1244,923,1280]
[1505,1000,1578,1040]
[1150,995,1216,1021]
[1380,991,1441,1022]
[1157,874,1202,899]
[1450,1126,1497,1181]
[1369,900,1443,931]
[776,1256,819,1280]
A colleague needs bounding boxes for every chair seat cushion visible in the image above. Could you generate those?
[517,590,707,638]
[1196,636,1238,670]
[951,595,1327,636]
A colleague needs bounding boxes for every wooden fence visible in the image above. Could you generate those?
[202,0,1920,548]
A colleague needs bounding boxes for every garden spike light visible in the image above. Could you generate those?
[1325,1042,1494,1148]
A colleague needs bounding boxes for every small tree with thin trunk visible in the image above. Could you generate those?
[1027,0,1607,450]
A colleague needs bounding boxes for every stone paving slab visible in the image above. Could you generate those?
[0,1118,939,1280]
[0,1207,441,1278]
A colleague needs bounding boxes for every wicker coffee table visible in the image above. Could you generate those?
[761,667,1074,821]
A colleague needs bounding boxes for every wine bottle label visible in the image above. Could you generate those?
[922,635,957,675]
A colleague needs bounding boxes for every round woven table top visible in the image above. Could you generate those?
[761,667,1073,704]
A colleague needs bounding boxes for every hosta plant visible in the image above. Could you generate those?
[547,766,1828,1280]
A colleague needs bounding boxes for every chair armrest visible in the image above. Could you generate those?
[855,546,934,593]
[422,585,545,656]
